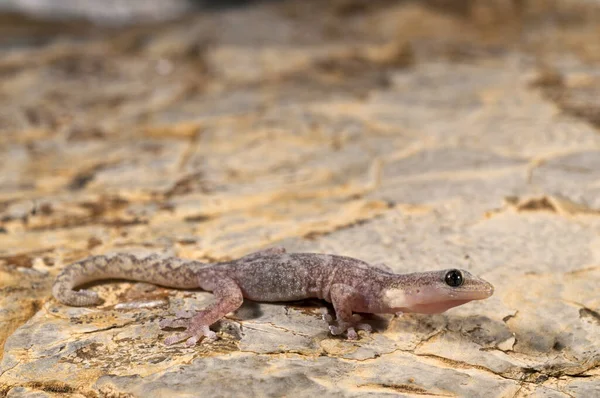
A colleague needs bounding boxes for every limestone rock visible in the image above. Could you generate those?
[1,1,599,396]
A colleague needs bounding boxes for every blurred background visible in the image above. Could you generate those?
[2,0,600,55]
[2,0,600,246]
[3,0,600,232]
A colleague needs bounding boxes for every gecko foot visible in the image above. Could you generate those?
[327,314,372,340]
[160,314,217,346]
[163,324,217,347]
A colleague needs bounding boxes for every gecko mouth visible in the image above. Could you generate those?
[472,282,495,299]
[450,286,494,301]
[425,281,494,306]
[408,285,493,313]
[408,299,474,314]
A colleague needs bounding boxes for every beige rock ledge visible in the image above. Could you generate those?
[1,1,600,397]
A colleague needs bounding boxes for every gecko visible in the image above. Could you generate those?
[52,247,494,346]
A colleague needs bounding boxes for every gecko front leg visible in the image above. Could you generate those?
[159,276,243,346]
[328,284,373,340]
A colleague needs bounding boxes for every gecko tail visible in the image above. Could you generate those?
[52,253,206,307]
[52,254,131,306]
[52,284,102,306]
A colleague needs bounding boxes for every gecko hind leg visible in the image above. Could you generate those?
[328,284,372,340]
[159,277,243,346]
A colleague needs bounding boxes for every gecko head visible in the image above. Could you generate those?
[383,269,494,314]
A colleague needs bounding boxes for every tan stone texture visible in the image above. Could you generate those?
[1,1,600,396]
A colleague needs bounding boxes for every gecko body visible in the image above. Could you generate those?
[53,247,494,346]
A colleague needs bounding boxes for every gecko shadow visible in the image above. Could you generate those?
[72,281,558,352]
[231,298,391,334]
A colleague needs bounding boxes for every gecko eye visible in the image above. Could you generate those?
[445,269,463,287]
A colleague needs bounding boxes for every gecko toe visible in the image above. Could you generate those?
[328,325,343,335]
[328,319,372,339]
[164,332,190,345]
[185,335,199,347]
[346,327,358,340]
[193,325,217,341]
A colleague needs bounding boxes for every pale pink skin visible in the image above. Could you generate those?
[53,247,494,346]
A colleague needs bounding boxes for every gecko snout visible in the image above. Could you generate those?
[481,280,494,297]
[441,269,494,300]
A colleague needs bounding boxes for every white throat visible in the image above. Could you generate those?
[383,288,408,309]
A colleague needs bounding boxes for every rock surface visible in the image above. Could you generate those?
[1,1,600,396]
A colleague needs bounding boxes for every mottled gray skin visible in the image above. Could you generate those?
[53,247,494,346]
